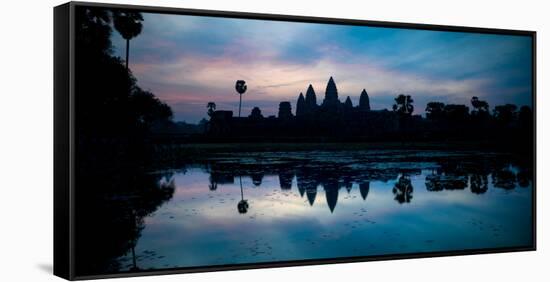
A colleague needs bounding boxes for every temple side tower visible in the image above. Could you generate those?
[359,89,371,111]
[305,84,317,114]
[296,92,306,117]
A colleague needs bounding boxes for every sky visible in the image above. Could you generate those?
[111,12,533,123]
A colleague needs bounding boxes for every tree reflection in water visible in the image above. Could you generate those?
[470,174,489,194]
[492,167,517,190]
[393,174,413,204]
[75,153,176,275]
[237,176,249,214]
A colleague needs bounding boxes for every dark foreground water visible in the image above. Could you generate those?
[113,150,533,271]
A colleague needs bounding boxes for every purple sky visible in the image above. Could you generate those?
[111,12,533,123]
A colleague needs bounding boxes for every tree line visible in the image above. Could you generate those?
[75,7,173,139]
[393,94,532,126]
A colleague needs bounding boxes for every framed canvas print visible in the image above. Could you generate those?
[54,1,536,280]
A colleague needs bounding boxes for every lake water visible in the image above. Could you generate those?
[115,150,533,271]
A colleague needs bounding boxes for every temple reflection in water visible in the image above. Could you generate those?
[201,157,531,213]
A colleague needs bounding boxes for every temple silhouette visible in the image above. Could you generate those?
[208,76,402,140]
[147,75,533,148]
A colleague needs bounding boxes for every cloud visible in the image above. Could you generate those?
[130,50,495,120]
[110,10,533,123]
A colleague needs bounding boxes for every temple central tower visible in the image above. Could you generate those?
[322,76,340,109]
[325,76,338,101]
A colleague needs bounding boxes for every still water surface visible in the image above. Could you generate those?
[117,150,533,270]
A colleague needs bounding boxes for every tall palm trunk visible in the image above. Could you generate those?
[131,246,136,269]
[238,94,242,117]
[125,39,130,70]
[240,176,244,200]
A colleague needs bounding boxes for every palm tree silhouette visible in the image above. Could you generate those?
[471,96,489,113]
[237,176,249,213]
[393,174,413,204]
[208,175,218,191]
[129,210,142,271]
[392,94,414,116]
[113,11,144,70]
[207,102,216,117]
[235,80,247,117]
[86,7,111,25]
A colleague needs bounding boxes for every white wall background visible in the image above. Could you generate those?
[0,0,547,281]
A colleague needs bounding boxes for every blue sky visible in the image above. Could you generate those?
[111,12,533,123]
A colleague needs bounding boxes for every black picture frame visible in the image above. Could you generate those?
[54,1,537,280]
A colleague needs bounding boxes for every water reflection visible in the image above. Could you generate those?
[359,182,370,200]
[470,174,489,194]
[75,164,176,275]
[204,154,532,212]
[81,150,533,274]
[493,167,517,190]
[393,174,413,204]
[238,176,249,214]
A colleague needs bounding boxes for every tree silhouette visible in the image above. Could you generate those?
[130,88,173,126]
[518,106,533,126]
[249,107,263,119]
[235,80,247,117]
[494,104,518,124]
[425,102,445,120]
[392,94,414,116]
[74,159,175,274]
[113,11,144,70]
[86,7,111,25]
[444,104,469,122]
[471,97,490,126]
[518,106,534,143]
[207,102,216,117]
[198,118,209,132]
[471,97,489,115]
[75,7,174,138]
[76,7,113,57]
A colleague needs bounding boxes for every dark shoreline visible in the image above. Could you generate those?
[150,140,529,154]
[147,141,533,168]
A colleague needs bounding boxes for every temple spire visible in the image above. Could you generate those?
[296,92,306,116]
[359,89,370,111]
[325,187,339,213]
[322,76,340,110]
[359,182,370,200]
[305,84,317,113]
[325,76,338,102]
[344,96,353,110]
